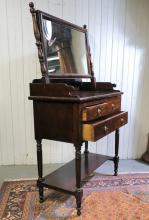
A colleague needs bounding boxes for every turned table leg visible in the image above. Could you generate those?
[113,129,119,176]
[36,139,44,203]
[84,141,89,155]
[75,143,83,216]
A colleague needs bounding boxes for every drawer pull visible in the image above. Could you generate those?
[82,111,128,141]
[112,103,115,110]
[97,108,102,115]
[120,118,125,125]
[104,126,109,134]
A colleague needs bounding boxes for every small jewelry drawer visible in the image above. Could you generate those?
[82,111,128,141]
[82,97,121,121]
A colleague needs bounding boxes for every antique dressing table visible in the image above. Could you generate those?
[29,2,128,215]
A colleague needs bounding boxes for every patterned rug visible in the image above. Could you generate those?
[0,173,149,220]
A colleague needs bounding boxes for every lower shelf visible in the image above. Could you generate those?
[40,153,112,194]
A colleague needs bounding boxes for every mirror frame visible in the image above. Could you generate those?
[29,2,95,82]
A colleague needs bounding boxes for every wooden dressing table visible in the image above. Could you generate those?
[29,2,128,215]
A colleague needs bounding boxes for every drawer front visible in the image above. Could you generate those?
[82,97,121,121]
[82,111,128,141]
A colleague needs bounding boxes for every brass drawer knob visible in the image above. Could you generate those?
[121,118,125,125]
[104,126,109,134]
[97,108,102,115]
[112,103,115,110]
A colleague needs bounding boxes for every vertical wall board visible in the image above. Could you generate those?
[121,0,137,159]
[76,0,89,27]
[93,0,102,81]
[116,0,127,90]
[88,0,96,61]
[96,0,109,155]
[6,0,27,164]
[48,0,63,17]
[75,0,82,26]
[115,0,127,158]
[62,0,76,22]
[120,0,132,159]
[125,0,138,159]
[87,0,97,153]
[104,0,115,83]
[20,0,38,164]
[99,0,108,82]
[105,0,115,156]
[110,0,121,84]
[133,0,149,158]
[0,0,14,165]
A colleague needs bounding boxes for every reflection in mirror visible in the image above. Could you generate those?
[42,19,88,75]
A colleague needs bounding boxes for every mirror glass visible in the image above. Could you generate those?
[42,19,89,76]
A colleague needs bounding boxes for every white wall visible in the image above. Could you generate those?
[0,0,149,165]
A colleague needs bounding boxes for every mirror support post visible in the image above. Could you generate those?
[29,2,49,83]
[83,24,96,90]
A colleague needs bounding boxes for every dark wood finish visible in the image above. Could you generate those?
[84,141,89,155]
[46,74,92,79]
[30,90,127,215]
[33,101,75,142]
[114,129,119,176]
[29,3,128,215]
[82,111,128,141]
[82,96,121,121]
[30,83,79,98]
[30,76,127,216]
[29,2,49,83]
[142,151,149,163]
[142,134,149,163]
[40,153,111,193]
[29,84,122,103]
[75,143,82,215]
[36,139,44,202]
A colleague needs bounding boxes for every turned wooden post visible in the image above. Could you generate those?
[142,133,149,163]
[114,129,119,176]
[84,141,89,155]
[36,139,44,202]
[75,143,83,216]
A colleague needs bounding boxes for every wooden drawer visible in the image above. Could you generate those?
[82,111,128,141]
[82,97,121,121]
